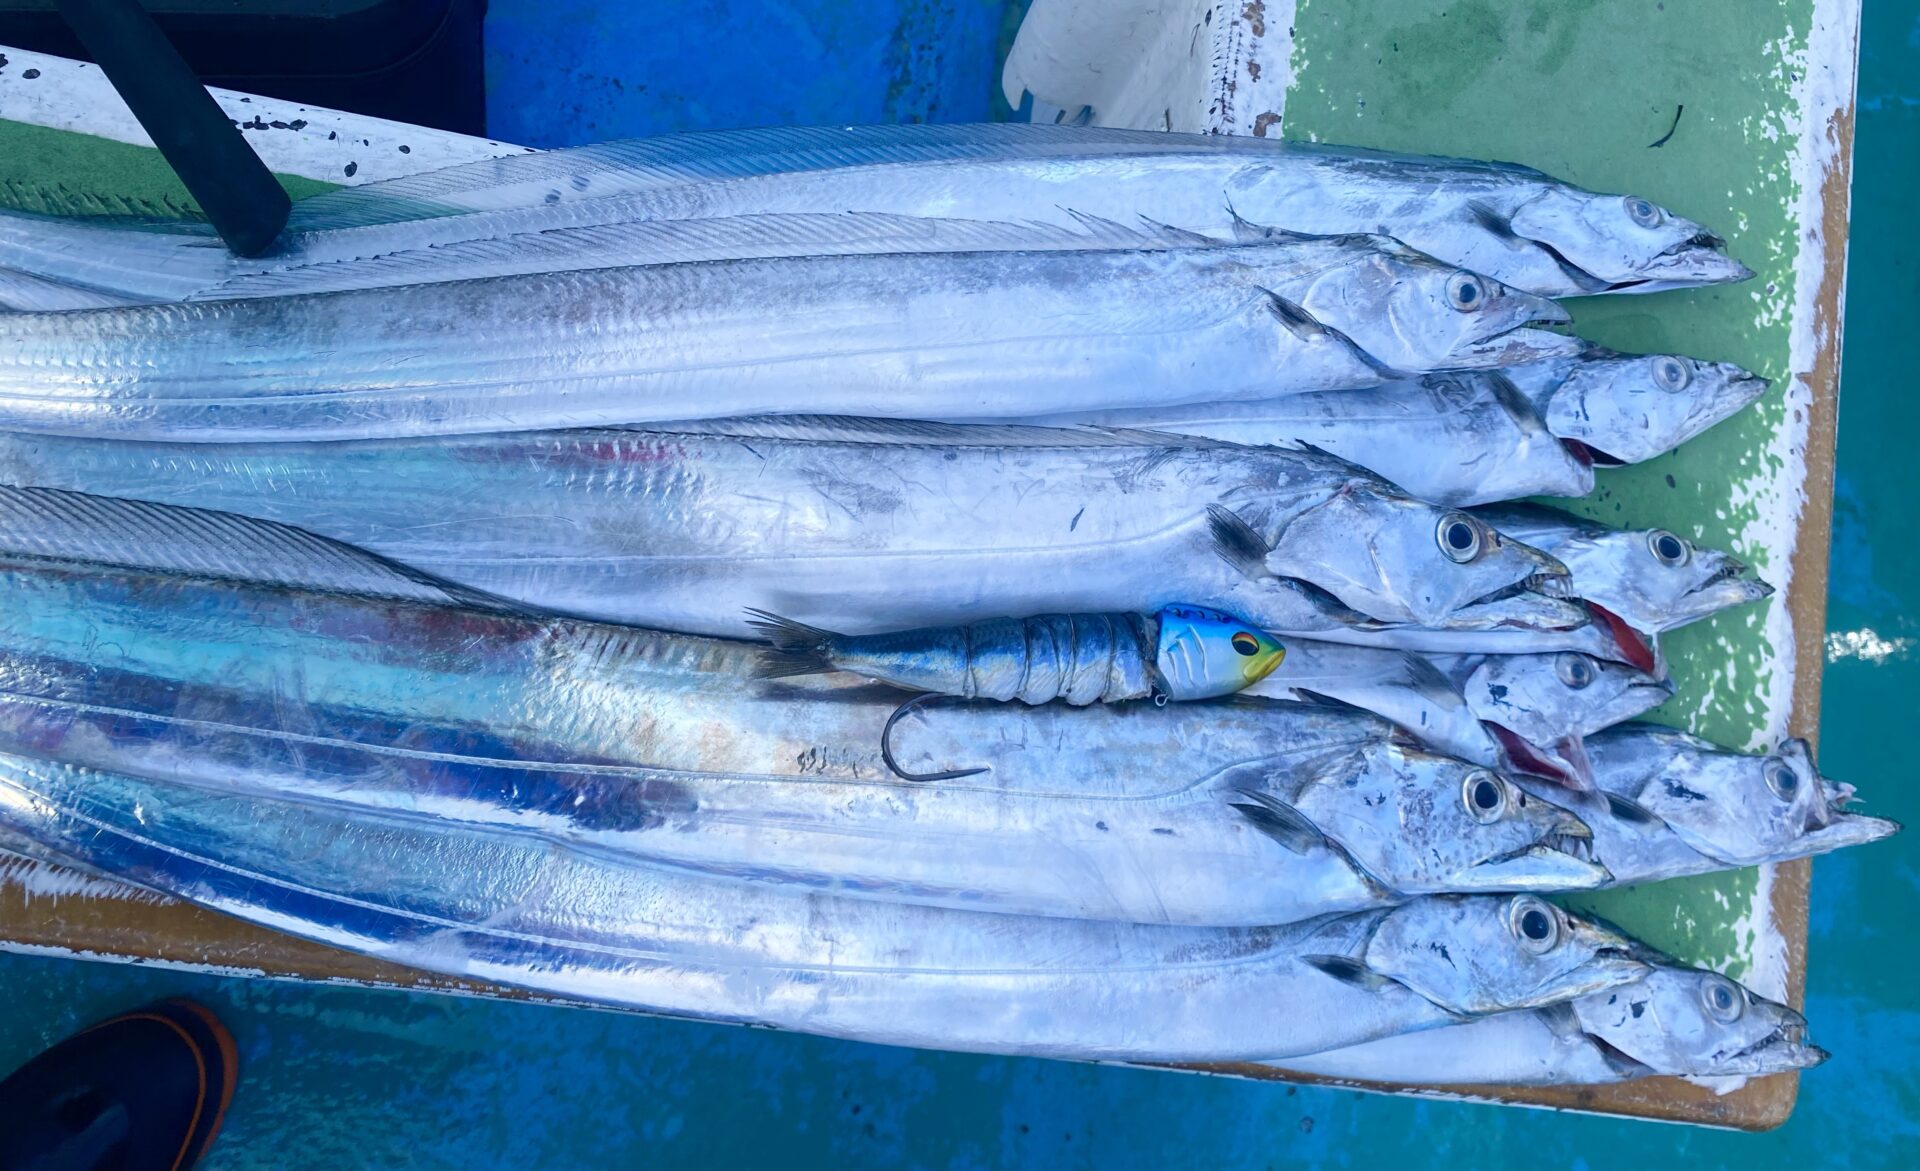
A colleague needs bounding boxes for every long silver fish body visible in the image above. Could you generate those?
[0,224,1577,443]
[1471,504,1777,635]
[1271,961,1824,1085]
[0,420,1596,643]
[1011,353,1771,508]
[0,491,1613,925]
[0,124,1748,302]
[0,748,1650,1062]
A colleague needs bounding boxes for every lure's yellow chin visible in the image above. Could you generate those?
[1243,647,1286,686]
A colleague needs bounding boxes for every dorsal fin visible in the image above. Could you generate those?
[634,414,1235,451]
[0,268,146,312]
[283,123,1283,228]
[0,485,522,612]
[194,211,1213,301]
[0,180,208,225]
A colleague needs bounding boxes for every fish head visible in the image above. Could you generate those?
[1363,894,1648,1015]
[1505,187,1753,292]
[1569,965,1827,1078]
[1593,728,1901,866]
[1465,653,1674,785]
[1477,508,1774,635]
[1315,240,1581,373]
[1151,603,1287,700]
[1257,479,1575,628]
[1544,353,1770,465]
[1288,742,1609,894]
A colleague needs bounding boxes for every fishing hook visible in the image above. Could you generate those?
[881,693,990,783]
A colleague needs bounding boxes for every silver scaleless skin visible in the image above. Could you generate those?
[0,218,1578,443]
[0,124,1748,304]
[1273,960,1825,1086]
[0,748,1650,1064]
[0,423,1596,648]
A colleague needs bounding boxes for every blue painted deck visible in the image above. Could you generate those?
[0,1,1915,1165]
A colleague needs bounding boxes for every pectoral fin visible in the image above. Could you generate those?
[1227,789,1325,855]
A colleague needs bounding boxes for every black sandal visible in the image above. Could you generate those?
[0,998,237,1171]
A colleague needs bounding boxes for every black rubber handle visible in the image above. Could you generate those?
[55,0,291,256]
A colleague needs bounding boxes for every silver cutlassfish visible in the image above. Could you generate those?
[0,422,1607,653]
[0,124,1748,303]
[0,749,1649,1062]
[0,219,1577,442]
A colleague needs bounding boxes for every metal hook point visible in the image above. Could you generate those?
[881,693,990,783]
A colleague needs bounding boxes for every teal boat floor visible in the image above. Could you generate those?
[1,0,1916,1164]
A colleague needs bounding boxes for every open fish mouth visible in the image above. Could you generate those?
[1668,562,1776,627]
[1460,811,1609,890]
[1718,1017,1830,1074]
[1575,234,1755,295]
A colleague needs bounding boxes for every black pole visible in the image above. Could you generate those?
[55,0,291,256]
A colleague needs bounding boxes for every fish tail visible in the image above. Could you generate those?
[745,609,841,679]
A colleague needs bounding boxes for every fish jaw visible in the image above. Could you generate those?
[1420,590,1592,634]
[1446,322,1585,371]
[1445,807,1612,893]
[1798,807,1903,855]
[1606,241,1756,294]
[1657,562,1776,633]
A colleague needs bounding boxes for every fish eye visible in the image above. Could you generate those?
[1445,272,1487,312]
[1700,975,1745,1023]
[1231,631,1261,657]
[1652,355,1693,392]
[1647,530,1691,567]
[1437,514,1484,562]
[1555,653,1596,690]
[1463,771,1508,823]
[1509,896,1560,954]
[1763,757,1800,801]
[1625,196,1664,229]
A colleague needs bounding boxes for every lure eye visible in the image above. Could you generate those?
[1445,272,1487,312]
[1437,514,1484,562]
[1231,631,1261,657]
[1463,771,1509,823]
[1625,195,1664,229]
[1652,355,1693,392]
[1700,975,1745,1023]
[1763,756,1800,801]
[1509,896,1561,954]
[1554,653,1595,690]
[1648,530,1691,567]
